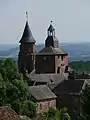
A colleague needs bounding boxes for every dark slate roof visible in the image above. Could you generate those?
[0,106,21,120]
[75,79,90,86]
[28,73,68,89]
[48,24,55,32]
[19,21,36,43]
[53,79,85,95]
[29,85,57,101]
[36,46,67,55]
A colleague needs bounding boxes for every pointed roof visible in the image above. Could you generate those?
[19,21,36,43]
[37,46,68,55]
[48,21,55,32]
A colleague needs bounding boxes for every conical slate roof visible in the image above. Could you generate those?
[19,21,36,43]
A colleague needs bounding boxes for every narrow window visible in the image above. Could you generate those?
[48,102,50,107]
[58,55,60,59]
[57,67,60,73]
[40,103,42,110]
[44,57,46,60]
[32,55,33,60]
[61,55,64,61]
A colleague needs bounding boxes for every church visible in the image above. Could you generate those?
[18,12,87,115]
[18,15,69,75]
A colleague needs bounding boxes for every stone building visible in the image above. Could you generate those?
[18,17,69,74]
[29,85,57,114]
[36,21,68,74]
[50,79,87,115]
[18,13,86,116]
[18,14,36,74]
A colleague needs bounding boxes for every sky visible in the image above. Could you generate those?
[0,0,90,44]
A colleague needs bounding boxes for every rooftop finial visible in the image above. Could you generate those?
[51,21,53,25]
[26,11,28,21]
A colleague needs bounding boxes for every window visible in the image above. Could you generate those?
[57,67,60,73]
[40,103,42,110]
[44,57,47,60]
[32,56,33,60]
[61,55,64,60]
[58,55,60,59]
[48,102,50,107]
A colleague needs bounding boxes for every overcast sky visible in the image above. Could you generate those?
[0,0,90,44]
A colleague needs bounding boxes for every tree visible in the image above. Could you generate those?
[19,100,36,118]
[70,60,90,74]
[80,84,90,120]
[0,58,36,118]
[42,107,71,120]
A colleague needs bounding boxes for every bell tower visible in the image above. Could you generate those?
[45,21,59,48]
[18,12,36,74]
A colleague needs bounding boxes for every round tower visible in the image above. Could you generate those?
[18,12,36,74]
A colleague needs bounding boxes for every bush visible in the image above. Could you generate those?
[42,107,71,120]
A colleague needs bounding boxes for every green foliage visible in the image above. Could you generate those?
[42,107,71,120]
[0,58,36,118]
[80,84,90,120]
[70,60,90,73]
[20,100,36,118]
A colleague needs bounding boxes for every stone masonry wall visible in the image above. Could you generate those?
[36,99,56,114]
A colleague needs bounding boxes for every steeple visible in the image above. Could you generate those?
[45,21,59,48]
[47,21,55,37]
[19,12,36,43]
[18,12,36,74]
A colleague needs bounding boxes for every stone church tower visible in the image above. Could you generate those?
[18,12,36,74]
[36,21,68,74]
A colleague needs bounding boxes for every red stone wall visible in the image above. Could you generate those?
[55,54,68,73]
[18,42,36,73]
[36,99,56,114]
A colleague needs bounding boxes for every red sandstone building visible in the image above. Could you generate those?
[18,14,69,74]
[18,13,86,116]
[29,85,57,114]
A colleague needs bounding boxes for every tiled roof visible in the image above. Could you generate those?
[53,79,85,95]
[19,21,36,43]
[28,73,68,86]
[0,106,21,120]
[29,85,57,101]
[36,46,67,55]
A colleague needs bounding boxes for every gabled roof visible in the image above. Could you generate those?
[29,73,68,82]
[19,21,36,43]
[29,85,57,101]
[53,79,85,95]
[36,46,67,55]
[28,73,68,89]
[0,106,21,120]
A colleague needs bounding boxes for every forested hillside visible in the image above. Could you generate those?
[70,61,90,73]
